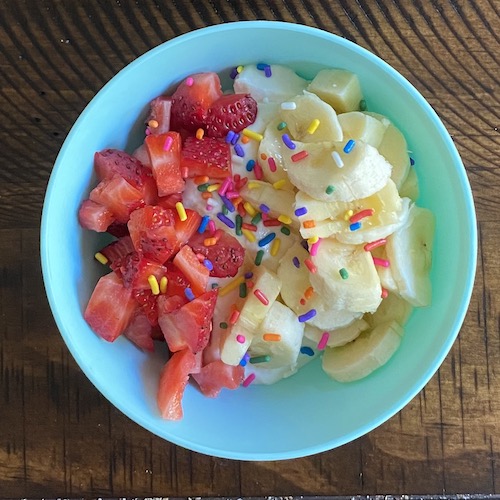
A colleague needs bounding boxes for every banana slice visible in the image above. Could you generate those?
[399,167,419,201]
[338,111,387,148]
[307,69,363,113]
[366,292,413,328]
[234,64,308,103]
[283,139,392,202]
[322,321,404,382]
[304,318,369,348]
[279,91,343,142]
[309,238,382,313]
[385,204,435,307]
[371,245,399,293]
[220,318,254,367]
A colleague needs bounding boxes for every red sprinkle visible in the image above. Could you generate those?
[300,298,306,305]
[208,220,216,235]
[229,309,240,325]
[242,223,258,232]
[291,150,309,162]
[237,203,247,218]
[263,219,281,227]
[253,289,269,305]
[364,238,387,252]
[373,256,390,268]
[350,208,375,224]
[304,258,317,273]
[254,161,263,180]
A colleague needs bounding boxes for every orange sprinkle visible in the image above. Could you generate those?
[260,152,267,160]
[232,196,243,207]
[204,237,217,246]
[196,128,205,140]
[201,192,212,199]
[263,333,282,342]
[303,220,316,229]
[304,286,314,299]
[194,175,210,185]
[241,135,250,144]
[304,258,317,273]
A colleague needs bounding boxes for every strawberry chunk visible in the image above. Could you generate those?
[145,132,185,197]
[147,96,172,135]
[180,136,231,179]
[84,271,136,342]
[123,307,155,352]
[157,348,197,420]
[158,289,218,353]
[174,208,202,251]
[134,289,161,326]
[173,244,210,296]
[99,235,135,265]
[78,199,115,232]
[170,72,223,133]
[112,251,168,291]
[192,360,245,398]
[205,93,258,138]
[164,262,191,298]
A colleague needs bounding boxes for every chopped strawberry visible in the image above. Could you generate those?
[189,231,245,278]
[157,294,186,315]
[192,360,245,398]
[123,307,155,352]
[147,95,172,135]
[99,235,135,265]
[132,143,151,167]
[134,289,161,326]
[157,192,183,210]
[173,244,210,296]
[205,94,258,138]
[78,199,115,232]
[107,221,129,238]
[128,205,178,263]
[180,136,231,179]
[158,289,218,353]
[84,271,136,342]
[157,348,197,420]
[170,72,223,133]
[145,132,185,197]
[89,174,145,223]
[174,208,202,252]
[164,262,191,298]
[113,251,168,290]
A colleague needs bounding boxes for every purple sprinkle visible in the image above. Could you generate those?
[234,143,245,157]
[292,256,300,268]
[225,130,235,144]
[244,272,254,279]
[231,132,240,145]
[300,240,309,250]
[294,206,307,217]
[230,67,238,79]
[203,259,214,271]
[217,212,235,229]
[410,157,415,166]
[184,287,195,301]
[298,309,317,322]
[349,221,362,231]
[259,203,270,213]
[220,194,235,213]
[264,66,272,78]
[282,133,296,150]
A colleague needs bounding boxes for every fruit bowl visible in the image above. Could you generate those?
[41,21,476,460]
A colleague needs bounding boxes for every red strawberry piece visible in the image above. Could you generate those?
[180,136,231,179]
[78,199,115,232]
[134,289,161,326]
[145,132,185,197]
[192,360,245,398]
[189,231,245,278]
[113,251,168,291]
[164,262,191,298]
[173,244,210,296]
[123,307,155,352]
[170,72,223,133]
[84,271,136,342]
[156,192,183,210]
[158,289,218,353]
[107,221,130,238]
[147,95,172,135]
[174,208,202,252]
[99,235,135,265]
[205,93,258,138]
[132,143,151,167]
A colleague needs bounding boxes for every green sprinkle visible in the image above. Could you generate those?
[251,212,262,225]
[250,355,271,364]
[255,249,264,266]
[359,99,367,111]
[277,121,287,130]
[325,185,335,195]
[280,226,291,236]
[219,322,228,329]
[239,282,247,298]
[339,268,349,280]
[222,204,229,215]
[235,214,242,236]
[197,183,209,192]
[211,282,220,289]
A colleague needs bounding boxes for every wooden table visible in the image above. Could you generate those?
[1,0,498,497]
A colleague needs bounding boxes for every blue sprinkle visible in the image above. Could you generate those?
[217,212,235,229]
[259,203,270,213]
[234,143,245,157]
[298,309,317,323]
[230,67,238,79]
[225,130,235,144]
[246,159,255,172]
[197,215,210,234]
[282,133,296,150]
[294,206,307,217]
[231,132,240,146]
[258,232,276,247]
[184,287,195,301]
[349,221,362,231]
[343,139,356,153]
[256,62,269,70]
[244,271,254,279]
[300,346,315,356]
[239,358,248,367]
[220,195,235,213]
[264,66,272,78]
[292,256,300,268]
[410,157,415,166]
[203,259,213,271]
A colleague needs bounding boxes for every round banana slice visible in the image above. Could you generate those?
[322,321,404,382]
[338,111,388,148]
[279,91,343,142]
[304,318,369,348]
[385,204,435,307]
[399,167,419,201]
[366,292,413,328]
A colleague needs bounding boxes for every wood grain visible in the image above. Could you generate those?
[0,0,499,497]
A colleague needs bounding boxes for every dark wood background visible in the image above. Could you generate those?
[1,0,499,497]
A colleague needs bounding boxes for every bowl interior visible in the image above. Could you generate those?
[41,21,476,460]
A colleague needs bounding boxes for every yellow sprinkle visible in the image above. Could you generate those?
[344,209,354,221]
[263,333,282,342]
[196,128,205,140]
[247,181,261,189]
[148,275,160,295]
[206,183,221,192]
[270,237,281,257]
[307,118,320,135]
[175,201,187,221]
[243,202,257,217]
[277,214,292,225]
[308,235,319,245]
[242,128,264,141]
[94,252,108,265]
[242,228,256,243]
[160,276,168,294]
[219,276,245,297]
[272,179,286,190]
[237,65,244,73]
[148,119,159,128]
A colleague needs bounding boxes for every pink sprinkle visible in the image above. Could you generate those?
[219,177,232,196]
[145,127,151,136]
[309,238,321,256]
[196,253,205,262]
[208,220,216,235]
[225,190,240,199]
[373,257,390,268]
[317,331,330,350]
[242,373,256,387]
[268,157,277,172]
[254,161,263,180]
[253,288,269,305]
[163,136,173,151]
[236,334,246,344]
[381,287,389,299]
[186,76,194,86]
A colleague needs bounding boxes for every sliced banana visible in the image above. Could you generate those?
[366,292,413,328]
[385,204,435,307]
[322,321,404,382]
[220,317,254,367]
[307,68,363,113]
[338,111,387,148]
[279,91,343,142]
[304,318,369,348]
[283,139,392,202]
[399,166,419,201]
[371,245,399,293]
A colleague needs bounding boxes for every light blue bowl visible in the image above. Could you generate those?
[41,21,476,460]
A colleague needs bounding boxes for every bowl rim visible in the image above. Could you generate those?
[40,20,477,460]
